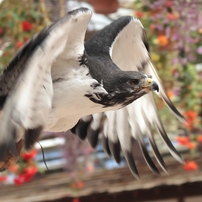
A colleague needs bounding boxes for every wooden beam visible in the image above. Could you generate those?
[55,181,202,202]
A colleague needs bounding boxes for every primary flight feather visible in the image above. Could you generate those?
[0,8,184,177]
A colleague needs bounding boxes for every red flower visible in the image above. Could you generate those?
[15,41,23,49]
[9,165,18,173]
[14,174,33,185]
[77,181,84,189]
[21,149,37,161]
[184,161,198,171]
[14,175,26,185]
[135,11,145,18]
[176,136,189,145]
[14,167,37,186]
[21,21,32,32]
[23,173,34,182]
[24,166,37,176]
[164,0,173,7]
[184,110,197,119]
[183,110,197,130]
[166,12,179,20]
[186,142,196,150]
[157,35,169,47]
[167,90,174,99]
[176,136,196,150]
[197,135,202,143]
[0,175,7,182]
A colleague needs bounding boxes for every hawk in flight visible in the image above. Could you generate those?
[0,8,184,178]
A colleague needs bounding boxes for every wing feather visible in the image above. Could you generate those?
[0,8,92,161]
[109,17,184,165]
[111,17,185,122]
[77,16,184,176]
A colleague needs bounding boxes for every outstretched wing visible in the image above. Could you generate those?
[0,8,92,161]
[74,16,184,178]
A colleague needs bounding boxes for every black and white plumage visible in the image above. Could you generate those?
[0,8,184,177]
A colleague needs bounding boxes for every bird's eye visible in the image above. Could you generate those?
[128,79,139,86]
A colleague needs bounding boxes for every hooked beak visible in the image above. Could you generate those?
[139,77,159,92]
[150,80,159,92]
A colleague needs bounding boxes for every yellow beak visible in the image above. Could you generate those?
[147,78,153,85]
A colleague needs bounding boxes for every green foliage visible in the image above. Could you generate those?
[178,64,201,110]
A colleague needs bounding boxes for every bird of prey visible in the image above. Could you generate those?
[0,8,185,178]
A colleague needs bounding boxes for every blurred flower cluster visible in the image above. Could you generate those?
[141,0,202,65]
[0,149,38,185]
[0,0,51,72]
[132,0,202,132]
[175,133,202,171]
[12,149,38,185]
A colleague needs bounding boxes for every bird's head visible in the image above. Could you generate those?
[86,57,159,108]
[101,71,159,107]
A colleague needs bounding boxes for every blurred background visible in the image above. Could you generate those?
[0,0,202,202]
